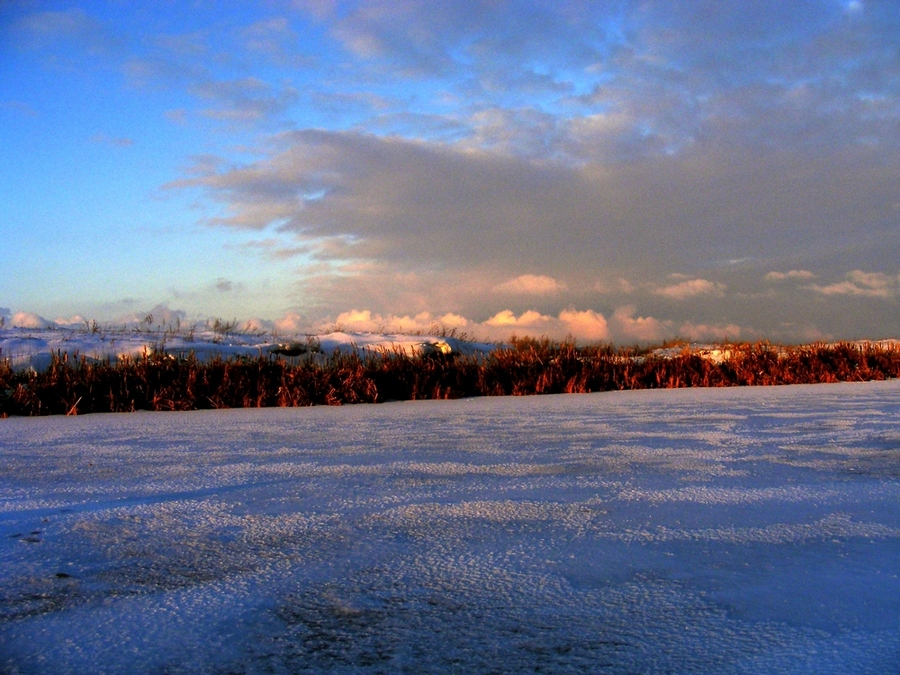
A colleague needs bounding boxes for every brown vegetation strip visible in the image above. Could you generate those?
[2,340,899,417]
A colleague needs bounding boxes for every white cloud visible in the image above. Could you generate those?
[53,315,89,328]
[806,270,897,297]
[326,310,469,335]
[765,270,816,282]
[677,322,742,342]
[274,311,309,334]
[655,278,726,300]
[287,308,613,342]
[494,274,566,295]
[480,309,611,342]
[611,306,668,343]
[484,310,549,328]
[559,309,609,341]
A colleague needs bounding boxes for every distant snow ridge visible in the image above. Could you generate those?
[0,326,498,372]
[2,324,899,374]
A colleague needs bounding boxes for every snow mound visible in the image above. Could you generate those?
[10,312,57,329]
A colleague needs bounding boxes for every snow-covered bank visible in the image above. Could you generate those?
[4,326,899,376]
[2,381,900,673]
[0,327,498,372]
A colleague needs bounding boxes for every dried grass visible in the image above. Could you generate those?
[2,341,899,417]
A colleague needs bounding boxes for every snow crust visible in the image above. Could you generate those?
[2,381,900,673]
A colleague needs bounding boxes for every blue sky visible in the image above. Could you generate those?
[2,0,899,342]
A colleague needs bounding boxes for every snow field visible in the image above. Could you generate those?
[1,381,900,673]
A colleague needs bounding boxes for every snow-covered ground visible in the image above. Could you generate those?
[0,327,499,372]
[2,381,899,673]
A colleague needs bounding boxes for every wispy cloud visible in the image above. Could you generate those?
[0,100,39,117]
[193,77,299,123]
[9,8,110,53]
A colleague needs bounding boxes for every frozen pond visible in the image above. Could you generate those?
[2,381,900,673]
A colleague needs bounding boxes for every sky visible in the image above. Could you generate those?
[1,0,899,343]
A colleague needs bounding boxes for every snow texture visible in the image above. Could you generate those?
[2,381,900,673]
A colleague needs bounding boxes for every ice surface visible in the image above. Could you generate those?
[2,381,899,673]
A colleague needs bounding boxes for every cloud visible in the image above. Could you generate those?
[293,307,612,342]
[677,322,743,342]
[53,315,90,328]
[292,0,339,21]
[0,100,38,117]
[765,270,817,282]
[241,17,314,68]
[167,124,900,343]
[193,77,299,122]
[480,308,611,342]
[177,125,900,286]
[9,8,110,53]
[559,309,609,341]
[485,310,550,328]
[655,278,726,300]
[611,306,668,343]
[165,109,188,125]
[274,311,309,334]
[594,278,636,295]
[330,309,468,334]
[806,270,898,297]
[90,133,134,147]
[494,275,566,295]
